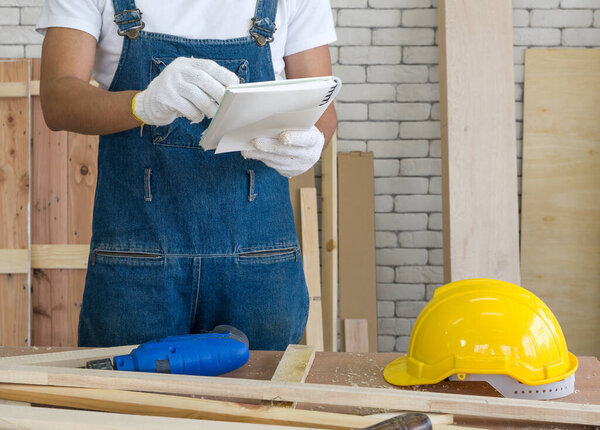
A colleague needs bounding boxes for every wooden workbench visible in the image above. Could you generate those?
[0,347,598,429]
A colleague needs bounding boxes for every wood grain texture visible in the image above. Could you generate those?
[0,59,30,346]
[438,0,520,284]
[289,168,315,250]
[0,363,596,425]
[270,344,315,408]
[66,132,98,346]
[0,249,28,273]
[30,58,70,347]
[343,319,369,353]
[300,188,324,351]
[0,404,320,430]
[320,134,338,352]
[521,49,600,357]
[337,153,377,352]
[0,384,453,429]
[31,244,89,269]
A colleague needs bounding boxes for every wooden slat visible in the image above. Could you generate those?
[0,249,28,274]
[337,152,377,352]
[289,168,315,251]
[30,58,70,347]
[0,384,452,429]
[300,188,324,351]
[31,244,89,269]
[0,363,596,426]
[66,132,98,346]
[521,49,600,356]
[342,319,369,353]
[320,134,338,352]
[0,59,31,346]
[269,344,315,408]
[0,404,320,430]
[438,0,520,284]
[0,80,96,98]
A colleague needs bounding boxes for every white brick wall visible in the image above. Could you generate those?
[1,1,599,353]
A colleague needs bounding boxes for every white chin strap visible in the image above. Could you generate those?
[449,373,575,400]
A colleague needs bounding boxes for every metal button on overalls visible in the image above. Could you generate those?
[78,0,309,349]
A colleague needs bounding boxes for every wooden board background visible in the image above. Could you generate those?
[521,48,600,357]
[1,59,98,347]
[0,59,30,346]
[438,0,520,285]
[337,152,377,352]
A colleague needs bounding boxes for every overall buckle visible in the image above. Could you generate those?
[249,17,276,47]
[114,8,145,40]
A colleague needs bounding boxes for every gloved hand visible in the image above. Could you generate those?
[133,57,239,126]
[241,126,325,178]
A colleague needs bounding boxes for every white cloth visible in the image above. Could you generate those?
[36,0,337,89]
[242,126,324,177]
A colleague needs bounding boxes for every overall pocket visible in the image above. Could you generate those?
[149,57,250,149]
[92,248,164,266]
[237,245,298,264]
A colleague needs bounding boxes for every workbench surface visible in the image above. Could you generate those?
[1,347,598,429]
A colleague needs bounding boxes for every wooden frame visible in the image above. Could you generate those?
[0,348,597,426]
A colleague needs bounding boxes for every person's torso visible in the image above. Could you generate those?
[93,0,296,89]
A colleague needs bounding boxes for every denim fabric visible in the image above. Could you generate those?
[78,0,309,350]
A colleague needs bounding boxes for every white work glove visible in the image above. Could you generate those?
[133,57,239,126]
[241,126,325,178]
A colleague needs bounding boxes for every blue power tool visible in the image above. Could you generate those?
[86,325,250,376]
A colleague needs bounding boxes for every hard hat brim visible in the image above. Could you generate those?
[383,352,579,387]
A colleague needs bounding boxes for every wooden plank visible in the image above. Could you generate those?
[0,364,596,425]
[337,152,377,352]
[320,134,338,352]
[342,319,369,353]
[521,49,600,357]
[0,344,135,367]
[0,404,319,430]
[31,244,90,269]
[66,132,98,346]
[270,344,315,408]
[0,59,31,346]
[300,188,324,351]
[438,0,520,284]
[30,58,70,347]
[289,168,315,250]
[0,249,28,274]
[0,384,452,429]
[0,82,29,98]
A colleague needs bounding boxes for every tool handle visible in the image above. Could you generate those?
[358,413,432,430]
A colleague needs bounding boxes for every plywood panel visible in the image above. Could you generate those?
[66,133,98,346]
[521,48,600,357]
[30,58,69,347]
[337,152,377,352]
[0,60,30,346]
[438,0,520,284]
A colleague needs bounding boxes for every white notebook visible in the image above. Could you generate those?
[199,76,342,154]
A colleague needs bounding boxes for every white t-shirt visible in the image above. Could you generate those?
[36,0,336,89]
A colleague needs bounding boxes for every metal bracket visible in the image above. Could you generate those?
[114,8,145,40]
[249,17,276,47]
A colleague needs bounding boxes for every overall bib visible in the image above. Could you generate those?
[78,0,310,349]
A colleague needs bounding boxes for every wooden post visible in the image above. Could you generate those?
[300,188,324,351]
[320,134,338,352]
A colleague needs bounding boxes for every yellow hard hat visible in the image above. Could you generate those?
[384,279,578,387]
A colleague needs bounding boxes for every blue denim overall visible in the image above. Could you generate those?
[78,0,309,349]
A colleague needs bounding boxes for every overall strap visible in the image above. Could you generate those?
[250,0,278,47]
[112,0,145,39]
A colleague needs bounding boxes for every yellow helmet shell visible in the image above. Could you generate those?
[384,279,578,386]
